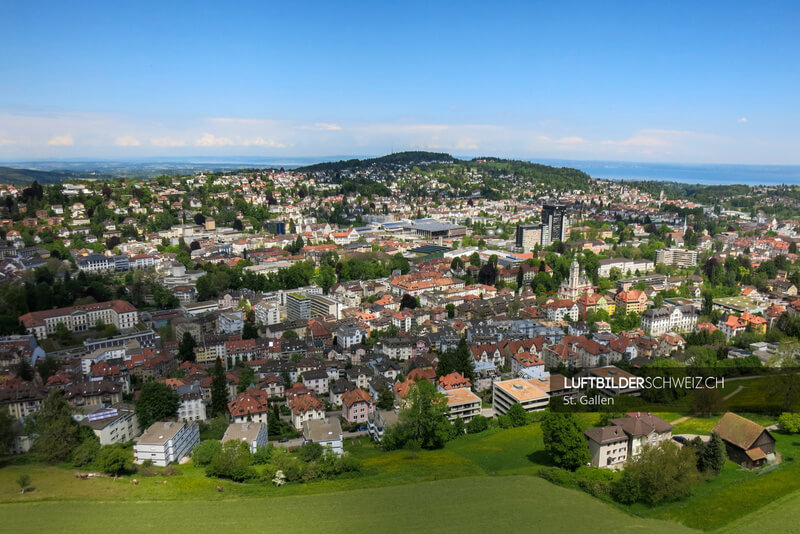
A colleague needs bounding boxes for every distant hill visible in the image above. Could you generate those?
[0,166,80,185]
[295,151,459,173]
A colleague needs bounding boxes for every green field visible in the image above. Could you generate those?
[2,411,800,532]
[0,476,696,534]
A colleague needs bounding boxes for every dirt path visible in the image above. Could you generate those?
[671,415,691,425]
[724,385,744,400]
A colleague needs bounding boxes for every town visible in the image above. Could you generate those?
[1,152,800,532]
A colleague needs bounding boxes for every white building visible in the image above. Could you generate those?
[20,300,139,340]
[83,405,140,445]
[492,378,550,414]
[641,305,699,336]
[254,299,281,326]
[222,422,269,453]
[134,421,200,467]
[302,418,343,455]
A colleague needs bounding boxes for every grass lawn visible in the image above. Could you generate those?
[0,476,697,534]
[630,432,800,531]
[718,488,800,534]
[1,411,798,532]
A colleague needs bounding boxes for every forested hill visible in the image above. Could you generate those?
[295,151,459,173]
[297,151,593,195]
[0,166,81,185]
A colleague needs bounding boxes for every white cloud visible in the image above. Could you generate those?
[195,133,234,147]
[0,137,15,146]
[297,122,342,131]
[47,135,73,146]
[554,136,585,144]
[115,135,140,147]
[738,117,748,123]
[241,137,286,148]
[150,136,185,147]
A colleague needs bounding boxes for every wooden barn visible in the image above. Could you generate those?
[712,412,776,469]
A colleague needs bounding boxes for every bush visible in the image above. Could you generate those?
[206,441,255,482]
[253,445,273,465]
[96,444,134,476]
[72,437,100,467]
[298,442,323,463]
[466,415,489,434]
[192,440,222,466]
[507,403,530,427]
[779,412,800,433]
[611,442,700,505]
[162,466,180,476]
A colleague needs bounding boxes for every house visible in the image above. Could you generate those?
[584,412,672,468]
[615,289,649,314]
[718,314,748,340]
[302,417,343,455]
[227,388,270,424]
[712,412,776,468]
[437,372,471,392]
[302,368,330,395]
[176,381,207,422]
[289,394,326,429]
[133,421,199,467]
[367,410,399,443]
[341,388,374,424]
[544,299,579,322]
[222,422,269,454]
[584,425,629,469]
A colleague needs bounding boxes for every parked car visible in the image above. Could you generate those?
[672,435,687,444]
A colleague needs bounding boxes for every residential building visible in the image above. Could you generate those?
[82,405,140,445]
[341,388,374,424]
[444,388,481,422]
[540,203,568,246]
[302,417,343,455]
[515,224,541,251]
[227,388,269,424]
[367,410,399,443]
[492,378,549,414]
[222,422,269,453]
[655,247,698,268]
[134,421,200,467]
[19,300,139,340]
[289,394,326,429]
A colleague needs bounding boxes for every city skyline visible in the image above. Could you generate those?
[1,1,799,164]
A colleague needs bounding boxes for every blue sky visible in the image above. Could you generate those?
[1,1,798,164]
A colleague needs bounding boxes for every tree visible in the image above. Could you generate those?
[541,411,591,471]
[466,414,489,434]
[436,338,475,381]
[506,403,529,427]
[700,434,726,475]
[400,293,417,310]
[690,386,725,416]
[298,442,324,462]
[769,343,800,411]
[613,441,700,505]
[242,322,259,340]
[97,444,134,476]
[394,380,452,450]
[211,358,229,417]
[71,435,101,466]
[17,474,31,494]
[192,439,222,466]
[445,303,455,319]
[779,412,800,433]
[135,381,179,429]
[206,440,254,481]
[376,386,395,410]
[26,390,84,462]
[0,410,15,452]
[469,252,481,267]
[35,356,60,382]
[15,359,34,381]
[237,367,255,393]
[178,331,197,362]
